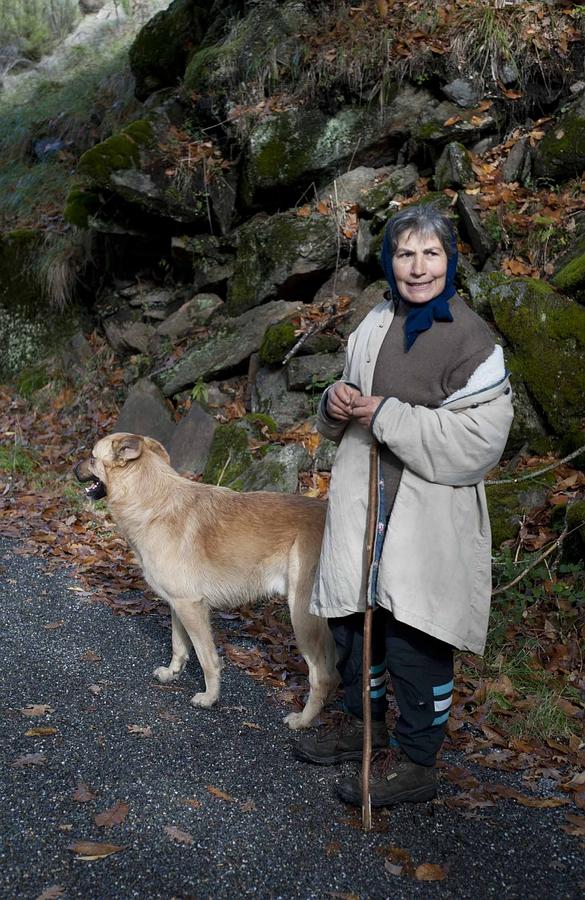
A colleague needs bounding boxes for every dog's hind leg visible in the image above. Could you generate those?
[283,549,339,730]
[153,608,190,684]
[171,598,222,709]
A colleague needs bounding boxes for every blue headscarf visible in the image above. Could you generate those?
[380,223,458,351]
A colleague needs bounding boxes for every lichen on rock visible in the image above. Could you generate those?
[481,274,585,436]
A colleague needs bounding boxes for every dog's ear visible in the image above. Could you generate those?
[111,434,144,463]
[143,437,171,465]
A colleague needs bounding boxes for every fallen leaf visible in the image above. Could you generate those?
[127,724,152,737]
[81,650,101,663]
[207,786,236,802]
[240,799,256,813]
[21,704,54,717]
[562,814,585,837]
[12,753,47,767]
[95,801,129,828]
[565,772,585,788]
[43,621,64,630]
[385,861,404,876]
[36,886,65,899]
[241,721,261,730]
[73,783,98,803]
[182,798,202,809]
[68,841,124,860]
[415,863,448,882]
[88,684,103,696]
[164,825,194,844]
[25,727,58,737]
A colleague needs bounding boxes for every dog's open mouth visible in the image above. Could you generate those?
[83,478,107,501]
[74,462,107,501]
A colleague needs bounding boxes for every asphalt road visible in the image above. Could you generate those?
[0,536,583,900]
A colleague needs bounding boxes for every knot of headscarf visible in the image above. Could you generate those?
[380,224,458,351]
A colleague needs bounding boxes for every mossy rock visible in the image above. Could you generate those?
[77,120,154,186]
[552,236,585,302]
[78,134,139,184]
[183,45,223,93]
[481,274,585,436]
[129,0,211,101]
[63,187,102,228]
[486,475,555,549]
[202,421,252,486]
[566,499,585,546]
[259,321,296,366]
[434,141,474,190]
[227,211,339,316]
[241,104,394,208]
[202,414,277,487]
[533,95,585,183]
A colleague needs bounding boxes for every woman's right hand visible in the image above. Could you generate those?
[326,382,362,421]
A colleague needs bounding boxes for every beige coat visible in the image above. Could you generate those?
[310,300,514,654]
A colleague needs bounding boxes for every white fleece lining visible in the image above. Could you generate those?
[441,345,506,406]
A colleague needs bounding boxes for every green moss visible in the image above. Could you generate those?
[484,275,585,435]
[415,121,446,141]
[78,132,141,185]
[183,45,222,92]
[202,422,253,486]
[129,0,210,101]
[259,321,296,366]
[63,187,101,228]
[123,119,155,148]
[552,238,585,296]
[536,114,585,182]
[227,211,337,316]
[566,500,585,545]
[243,412,278,434]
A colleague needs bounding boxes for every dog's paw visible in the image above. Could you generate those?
[190,692,217,708]
[283,711,306,730]
[153,665,179,684]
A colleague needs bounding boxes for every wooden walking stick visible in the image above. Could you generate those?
[361,440,380,831]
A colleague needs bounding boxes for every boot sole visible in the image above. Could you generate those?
[293,740,388,766]
[336,783,437,806]
[292,747,364,766]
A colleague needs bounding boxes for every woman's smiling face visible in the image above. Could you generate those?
[392,229,449,304]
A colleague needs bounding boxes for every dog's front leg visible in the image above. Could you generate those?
[153,608,190,684]
[172,598,222,708]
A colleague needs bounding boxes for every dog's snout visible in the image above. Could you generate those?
[74,459,93,483]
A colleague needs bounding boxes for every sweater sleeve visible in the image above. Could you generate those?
[371,389,514,486]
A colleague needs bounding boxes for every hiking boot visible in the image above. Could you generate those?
[292,713,389,765]
[336,747,437,806]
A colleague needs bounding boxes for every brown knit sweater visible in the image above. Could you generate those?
[371,293,495,513]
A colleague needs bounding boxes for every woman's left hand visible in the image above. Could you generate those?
[350,395,385,429]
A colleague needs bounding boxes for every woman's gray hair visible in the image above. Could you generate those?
[385,205,456,257]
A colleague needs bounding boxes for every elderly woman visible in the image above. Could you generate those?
[294,204,514,807]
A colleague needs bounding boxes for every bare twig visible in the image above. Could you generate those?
[216,451,232,487]
[485,444,585,486]
[281,307,350,367]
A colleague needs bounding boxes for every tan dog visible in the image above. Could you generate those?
[75,433,338,728]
